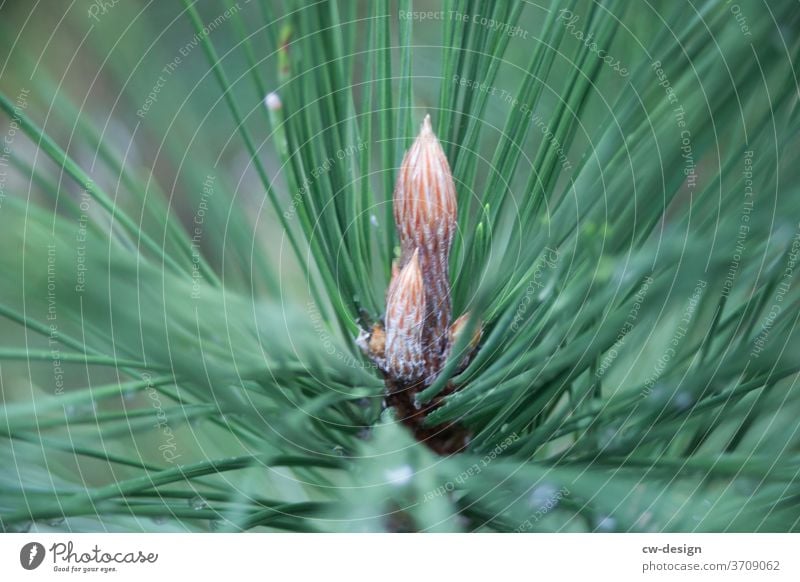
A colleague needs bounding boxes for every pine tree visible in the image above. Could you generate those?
[0,0,799,532]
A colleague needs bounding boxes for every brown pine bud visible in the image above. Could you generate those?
[354,115,478,454]
[393,115,457,376]
[383,249,426,382]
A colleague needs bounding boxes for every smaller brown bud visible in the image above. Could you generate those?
[383,249,426,382]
